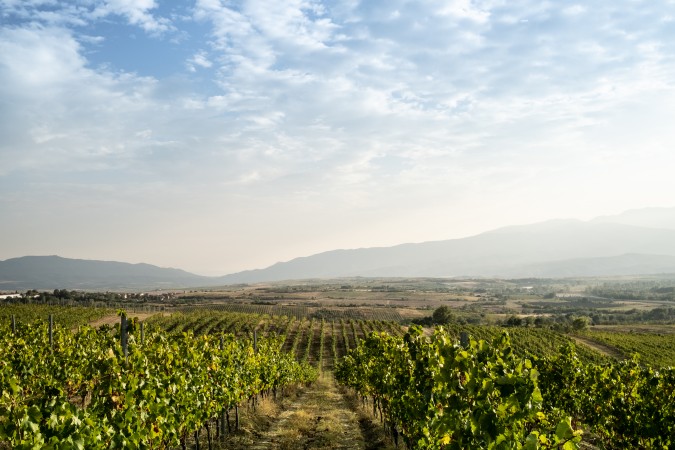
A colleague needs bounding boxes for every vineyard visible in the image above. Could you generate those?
[2,304,675,449]
[0,304,108,329]
[0,313,316,449]
[436,324,608,365]
[336,326,675,449]
[144,310,404,370]
[143,310,611,370]
[179,302,405,322]
[576,329,675,367]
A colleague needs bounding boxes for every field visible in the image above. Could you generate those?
[144,310,404,371]
[155,276,675,366]
[577,328,675,367]
[2,275,675,448]
[0,303,108,329]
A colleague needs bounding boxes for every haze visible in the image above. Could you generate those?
[2,1,675,276]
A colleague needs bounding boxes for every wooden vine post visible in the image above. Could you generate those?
[460,331,469,348]
[120,314,128,363]
[49,314,53,347]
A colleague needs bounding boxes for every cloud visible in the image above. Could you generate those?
[4,1,675,191]
[91,0,172,34]
[2,0,675,273]
[0,0,172,33]
[436,0,491,23]
[181,0,675,209]
[186,50,213,72]
[0,25,161,177]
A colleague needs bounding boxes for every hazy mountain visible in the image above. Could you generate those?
[3,207,675,289]
[219,213,675,283]
[0,255,215,291]
[501,253,675,278]
[591,207,675,230]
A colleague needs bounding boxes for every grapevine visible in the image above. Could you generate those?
[0,316,317,449]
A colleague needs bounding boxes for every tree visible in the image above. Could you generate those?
[432,305,456,324]
[572,316,590,331]
[534,316,549,327]
[506,315,523,327]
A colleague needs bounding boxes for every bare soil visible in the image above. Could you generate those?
[570,335,624,360]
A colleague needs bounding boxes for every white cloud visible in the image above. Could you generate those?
[0,0,172,33]
[186,50,213,72]
[3,0,675,273]
[436,0,491,23]
[0,25,161,175]
[563,4,586,16]
[91,0,172,33]
[242,0,339,49]
[0,25,86,89]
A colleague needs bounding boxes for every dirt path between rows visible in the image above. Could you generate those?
[570,335,624,360]
[88,312,158,328]
[246,374,388,450]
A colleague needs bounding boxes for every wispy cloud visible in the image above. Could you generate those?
[0,25,160,175]
[186,50,213,71]
[2,0,675,273]
[91,0,172,34]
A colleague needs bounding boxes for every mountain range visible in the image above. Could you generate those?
[2,207,675,290]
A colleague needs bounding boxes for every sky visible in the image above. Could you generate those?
[1,1,675,276]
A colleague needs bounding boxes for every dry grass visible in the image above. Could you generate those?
[227,373,393,449]
[341,386,398,450]
[255,394,280,417]
[275,376,363,449]
[219,387,303,449]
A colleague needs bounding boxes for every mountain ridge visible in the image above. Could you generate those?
[217,219,675,282]
[0,255,213,291]
[2,207,675,290]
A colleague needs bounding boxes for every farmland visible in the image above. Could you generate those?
[2,275,675,448]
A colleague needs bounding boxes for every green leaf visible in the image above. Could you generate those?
[524,432,539,450]
[555,417,575,440]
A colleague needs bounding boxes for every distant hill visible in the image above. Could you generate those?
[501,253,675,278]
[3,207,675,289]
[218,217,675,283]
[591,206,675,230]
[0,255,215,291]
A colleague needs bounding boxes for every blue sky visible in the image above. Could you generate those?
[2,0,675,275]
